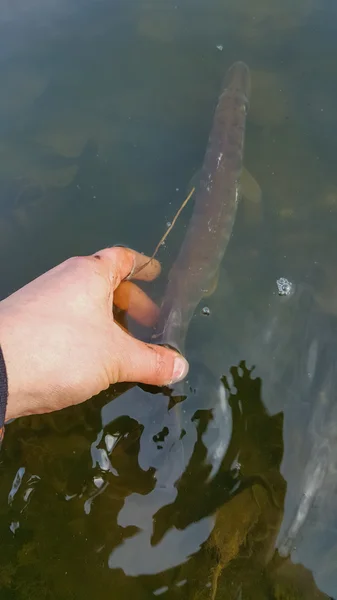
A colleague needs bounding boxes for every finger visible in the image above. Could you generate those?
[112,328,189,386]
[114,281,159,327]
[93,247,161,288]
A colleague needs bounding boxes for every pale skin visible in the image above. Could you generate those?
[0,247,189,423]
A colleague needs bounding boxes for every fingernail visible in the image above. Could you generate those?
[171,356,189,384]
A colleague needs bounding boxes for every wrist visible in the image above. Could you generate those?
[0,345,8,430]
[0,314,31,422]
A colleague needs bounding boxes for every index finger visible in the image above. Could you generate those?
[92,246,161,288]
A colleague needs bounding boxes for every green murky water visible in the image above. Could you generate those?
[1,0,337,597]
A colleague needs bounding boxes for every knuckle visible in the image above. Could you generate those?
[66,255,99,273]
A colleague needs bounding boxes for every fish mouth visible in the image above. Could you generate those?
[224,61,251,105]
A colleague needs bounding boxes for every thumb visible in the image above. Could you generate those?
[113,329,189,387]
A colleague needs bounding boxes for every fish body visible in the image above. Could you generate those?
[152,61,251,354]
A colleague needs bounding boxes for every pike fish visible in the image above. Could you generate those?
[152,61,252,355]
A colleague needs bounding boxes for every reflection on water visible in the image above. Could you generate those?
[0,357,333,598]
[1,0,337,598]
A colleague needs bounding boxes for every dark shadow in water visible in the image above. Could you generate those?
[149,362,284,543]
[100,358,333,598]
[0,339,334,598]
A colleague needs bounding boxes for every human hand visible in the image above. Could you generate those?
[0,247,189,421]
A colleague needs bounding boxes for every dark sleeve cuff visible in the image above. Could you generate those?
[0,345,8,437]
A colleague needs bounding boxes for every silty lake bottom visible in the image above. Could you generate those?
[1,0,337,598]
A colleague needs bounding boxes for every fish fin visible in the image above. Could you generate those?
[189,167,262,205]
[240,167,263,225]
[203,268,220,297]
[241,167,262,204]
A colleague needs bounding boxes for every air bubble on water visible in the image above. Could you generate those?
[202,306,211,316]
[276,277,293,296]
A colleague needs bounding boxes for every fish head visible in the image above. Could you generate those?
[224,61,251,110]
